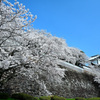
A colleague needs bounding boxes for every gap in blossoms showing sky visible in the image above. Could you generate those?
[9,0,100,57]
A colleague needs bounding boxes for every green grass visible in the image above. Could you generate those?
[66,99,75,100]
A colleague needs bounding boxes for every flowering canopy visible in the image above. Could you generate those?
[2,0,98,88]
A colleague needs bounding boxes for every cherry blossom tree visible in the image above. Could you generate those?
[0,0,36,88]
[93,68,100,84]
[90,66,100,85]
[0,0,89,93]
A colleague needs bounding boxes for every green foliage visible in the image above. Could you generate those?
[39,96,51,100]
[0,98,16,100]
[0,93,100,100]
[51,96,66,100]
[33,97,40,100]
[7,99,16,100]
[86,97,100,100]
[75,97,86,100]
[11,93,34,100]
[0,93,10,99]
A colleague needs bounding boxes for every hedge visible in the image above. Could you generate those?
[75,97,86,100]
[11,93,34,100]
[39,96,51,100]
[0,93,10,99]
[86,97,100,100]
[51,96,66,100]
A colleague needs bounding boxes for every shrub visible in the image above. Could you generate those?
[87,98,100,100]
[75,97,85,100]
[51,96,66,100]
[39,96,51,100]
[7,98,16,100]
[0,93,10,99]
[11,93,34,100]
[33,97,40,100]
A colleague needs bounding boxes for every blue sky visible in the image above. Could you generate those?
[9,0,100,57]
